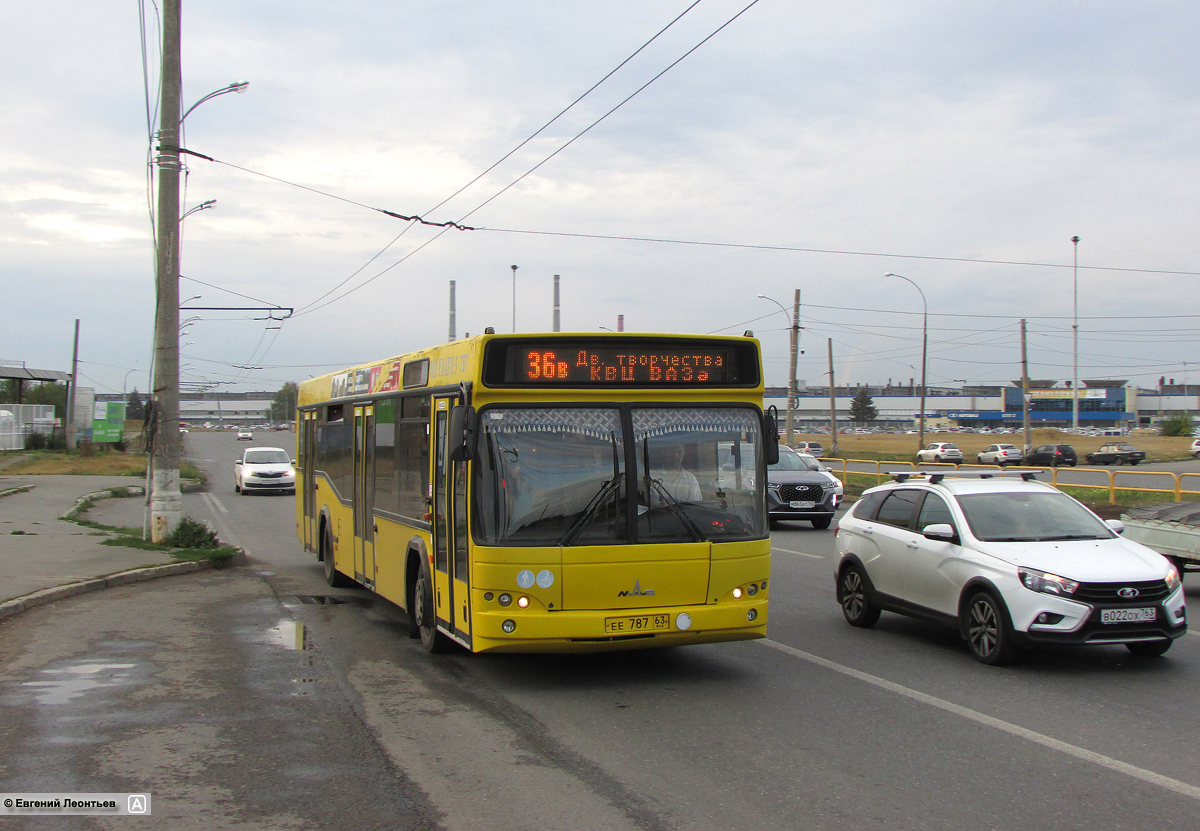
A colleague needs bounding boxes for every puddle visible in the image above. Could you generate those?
[21,662,139,706]
[268,620,308,650]
[293,595,370,607]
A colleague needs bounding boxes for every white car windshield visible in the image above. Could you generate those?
[956,491,1115,542]
[245,449,290,465]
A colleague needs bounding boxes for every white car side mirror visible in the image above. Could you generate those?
[1105,519,1125,534]
[922,523,956,542]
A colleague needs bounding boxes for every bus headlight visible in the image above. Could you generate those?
[517,596,529,609]
[498,593,512,607]
[502,619,516,633]
[732,587,743,599]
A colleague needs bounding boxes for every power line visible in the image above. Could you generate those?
[477,226,1200,279]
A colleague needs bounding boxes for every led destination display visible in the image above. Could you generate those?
[482,338,759,388]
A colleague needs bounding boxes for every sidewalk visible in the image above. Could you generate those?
[0,474,213,619]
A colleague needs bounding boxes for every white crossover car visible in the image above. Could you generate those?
[834,471,1186,664]
[235,446,296,495]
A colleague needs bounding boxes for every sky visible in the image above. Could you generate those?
[4,1,1200,398]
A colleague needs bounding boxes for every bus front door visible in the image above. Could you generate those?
[434,396,471,645]
[352,405,375,588]
[301,410,317,552]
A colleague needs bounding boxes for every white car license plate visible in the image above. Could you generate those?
[1101,607,1156,624]
[790,500,815,509]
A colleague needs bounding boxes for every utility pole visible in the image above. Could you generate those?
[448,280,456,340]
[785,289,800,446]
[1071,235,1080,433]
[1021,319,1031,455]
[150,0,183,541]
[828,338,838,456]
[552,274,561,332]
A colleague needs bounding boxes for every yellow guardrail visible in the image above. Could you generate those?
[817,458,1200,505]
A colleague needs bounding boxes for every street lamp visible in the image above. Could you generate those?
[886,273,928,451]
[1072,235,1080,432]
[510,265,518,333]
[181,81,248,124]
[758,293,800,445]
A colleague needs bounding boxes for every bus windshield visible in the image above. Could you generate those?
[474,406,765,546]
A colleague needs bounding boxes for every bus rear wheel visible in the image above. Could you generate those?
[413,561,451,654]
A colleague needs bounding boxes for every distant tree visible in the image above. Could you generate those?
[1159,413,1194,437]
[850,387,878,423]
[126,389,146,421]
[23,382,68,418]
[269,382,299,423]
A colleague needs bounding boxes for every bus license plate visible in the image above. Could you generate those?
[790,500,815,509]
[605,614,670,634]
[1101,607,1156,624]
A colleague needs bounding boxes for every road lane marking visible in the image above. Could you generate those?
[759,638,1200,802]
[199,492,248,555]
[770,546,822,559]
[204,493,229,514]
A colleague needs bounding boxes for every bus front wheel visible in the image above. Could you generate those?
[322,527,350,588]
[413,561,451,654]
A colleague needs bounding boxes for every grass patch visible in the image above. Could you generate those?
[80,510,239,569]
[0,449,206,486]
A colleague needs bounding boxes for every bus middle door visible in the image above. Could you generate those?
[352,405,376,588]
[434,396,471,645]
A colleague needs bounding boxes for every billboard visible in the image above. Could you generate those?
[92,401,126,443]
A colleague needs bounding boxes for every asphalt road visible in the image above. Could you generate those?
[2,430,1198,829]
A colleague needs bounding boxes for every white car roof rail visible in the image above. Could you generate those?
[888,470,1041,484]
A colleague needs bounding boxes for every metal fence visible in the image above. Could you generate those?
[0,404,57,450]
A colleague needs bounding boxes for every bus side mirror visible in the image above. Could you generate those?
[448,405,476,461]
[763,406,780,466]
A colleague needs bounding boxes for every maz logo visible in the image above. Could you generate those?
[618,580,655,597]
[1117,587,1140,599]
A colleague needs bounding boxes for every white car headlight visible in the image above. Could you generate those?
[1019,568,1080,596]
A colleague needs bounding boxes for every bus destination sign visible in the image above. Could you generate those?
[486,341,747,386]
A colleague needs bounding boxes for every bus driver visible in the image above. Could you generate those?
[652,442,701,504]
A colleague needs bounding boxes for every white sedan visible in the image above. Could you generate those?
[234,447,296,495]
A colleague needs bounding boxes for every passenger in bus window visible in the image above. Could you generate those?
[653,442,701,504]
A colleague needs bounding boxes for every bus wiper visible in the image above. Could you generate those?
[559,475,621,546]
[647,477,707,542]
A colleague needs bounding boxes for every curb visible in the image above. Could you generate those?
[0,558,231,622]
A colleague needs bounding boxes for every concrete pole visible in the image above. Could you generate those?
[1072,235,1080,432]
[1021,318,1031,455]
[448,280,456,341]
[66,319,80,450]
[552,274,561,332]
[150,0,183,541]
[510,265,518,332]
[785,289,800,446]
[828,338,838,456]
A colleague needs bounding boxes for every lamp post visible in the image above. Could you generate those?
[149,0,248,542]
[758,292,800,445]
[510,265,518,332]
[1072,235,1080,432]
[886,273,927,451]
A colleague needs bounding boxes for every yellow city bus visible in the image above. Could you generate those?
[295,331,777,653]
